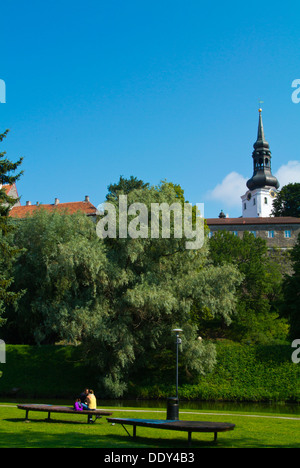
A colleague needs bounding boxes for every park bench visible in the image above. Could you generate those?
[17,403,112,424]
[107,417,235,447]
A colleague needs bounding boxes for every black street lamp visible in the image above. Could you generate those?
[166,328,183,421]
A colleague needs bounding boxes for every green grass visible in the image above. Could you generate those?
[0,403,299,448]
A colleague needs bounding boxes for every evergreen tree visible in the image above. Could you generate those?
[0,130,23,327]
[106,175,149,202]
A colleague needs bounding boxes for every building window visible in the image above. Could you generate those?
[253,198,256,205]
[244,203,247,210]
[250,231,256,238]
[284,230,291,238]
[268,231,274,238]
[232,231,238,236]
[264,197,268,204]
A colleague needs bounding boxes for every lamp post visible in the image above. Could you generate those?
[166,328,183,420]
[173,328,183,398]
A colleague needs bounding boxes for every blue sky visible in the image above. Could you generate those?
[1,0,300,218]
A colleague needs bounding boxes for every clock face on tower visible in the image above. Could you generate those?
[269,189,277,198]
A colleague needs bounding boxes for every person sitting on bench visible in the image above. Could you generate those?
[86,390,97,409]
[79,388,89,409]
[86,389,97,422]
[74,398,83,411]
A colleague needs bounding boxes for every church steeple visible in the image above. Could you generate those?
[246,109,280,191]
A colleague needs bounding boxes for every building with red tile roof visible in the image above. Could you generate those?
[9,195,98,219]
[0,184,98,220]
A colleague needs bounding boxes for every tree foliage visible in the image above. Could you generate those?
[272,183,300,217]
[5,179,243,397]
[83,181,242,396]
[4,209,107,344]
[280,233,300,340]
[208,231,288,343]
[106,175,150,202]
[0,130,23,327]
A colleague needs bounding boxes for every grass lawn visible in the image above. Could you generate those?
[0,403,299,448]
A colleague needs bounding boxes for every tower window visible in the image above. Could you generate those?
[244,203,247,210]
[253,198,256,205]
[264,197,268,204]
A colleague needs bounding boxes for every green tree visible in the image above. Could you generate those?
[280,234,300,340]
[272,183,300,217]
[208,230,288,343]
[106,175,150,202]
[0,130,23,327]
[4,209,107,344]
[86,180,242,396]
[7,179,243,397]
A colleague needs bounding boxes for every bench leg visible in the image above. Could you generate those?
[188,432,192,448]
[214,432,218,443]
[133,425,137,438]
[47,412,51,421]
[121,424,132,438]
[25,410,29,421]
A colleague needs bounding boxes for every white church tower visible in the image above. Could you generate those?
[241,109,280,218]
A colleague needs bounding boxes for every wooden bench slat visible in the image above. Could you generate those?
[107,417,235,447]
[17,404,112,424]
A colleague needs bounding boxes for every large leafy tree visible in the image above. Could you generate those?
[4,209,107,344]
[0,130,23,327]
[208,231,288,343]
[280,234,300,340]
[7,179,243,397]
[86,180,242,396]
[272,183,300,217]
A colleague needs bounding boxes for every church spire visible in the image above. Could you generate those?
[246,108,279,191]
[255,108,267,146]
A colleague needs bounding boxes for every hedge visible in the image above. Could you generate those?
[131,342,300,402]
[0,342,299,402]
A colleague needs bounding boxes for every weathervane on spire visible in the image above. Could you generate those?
[258,100,264,112]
